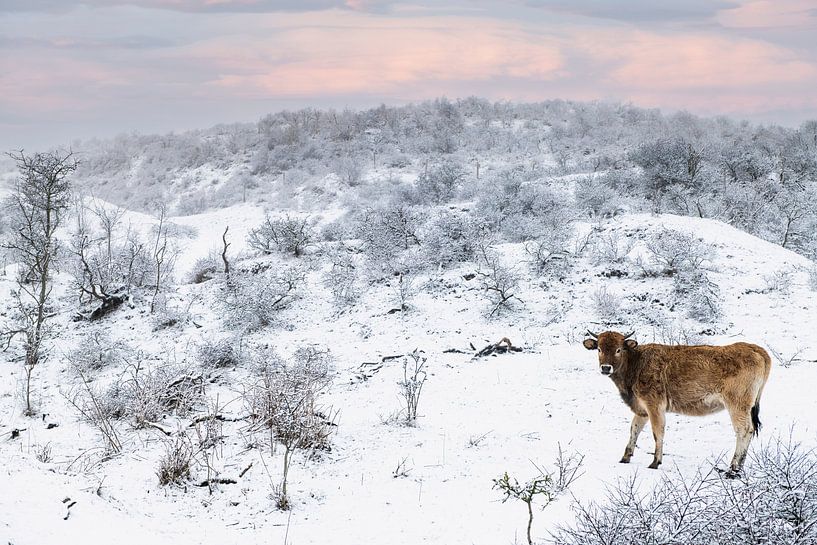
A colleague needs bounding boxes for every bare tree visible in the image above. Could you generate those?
[221,226,231,275]
[91,199,126,277]
[69,210,127,320]
[1,150,76,415]
[149,204,175,313]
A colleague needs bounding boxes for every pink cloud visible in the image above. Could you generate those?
[716,0,817,28]
[0,53,135,113]
[187,13,564,98]
[566,28,817,115]
[587,31,816,89]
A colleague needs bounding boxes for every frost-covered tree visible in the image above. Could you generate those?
[246,346,334,510]
[220,266,305,331]
[248,214,314,257]
[1,150,76,415]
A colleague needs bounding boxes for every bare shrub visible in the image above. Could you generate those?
[477,250,520,318]
[673,269,721,321]
[104,360,204,427]
[762,269,793,294]
[808,265,817,291]
[494,447,583,545]
[66,331,131,373]
[151,293,194,330]
[391,266,419,312]
[591,285,622,322]
[220,266,305,331]
[651,320,702,345]
[356,205,421,265]
[415,160,465,204]
[322,247,359,308]
[197,337,241,369]
[574,175,625,218]
[767,344,803,369]
[245,346,334,510]
[398,349,427,425]
[393,456,412,478]
[645,227,714,275]
[248,214,314,257]
[419,210,478,266]
[591,231,634,266]
[526,225,573,278]
[66,364,123,454]
[35,442,53,463]
[188,251,221,284]
[554,434,817,545]
[157,436,193,486]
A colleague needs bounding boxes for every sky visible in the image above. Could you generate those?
[1,0,817,150]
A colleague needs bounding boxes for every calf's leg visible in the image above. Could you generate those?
[621,414,648,464]
[646,408,665,469]
[726,402,755,476]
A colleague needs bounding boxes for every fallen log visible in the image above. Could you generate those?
[189,413,250,426]
[196,477,238,487]
[473,337,523,359]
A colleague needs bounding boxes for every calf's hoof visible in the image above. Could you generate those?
[647,460,661,469]
[725,469,742,480]
[619,457,631,464]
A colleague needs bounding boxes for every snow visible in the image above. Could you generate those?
[2,211,816,545]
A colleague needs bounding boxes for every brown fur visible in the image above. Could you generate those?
[583,331,771,474]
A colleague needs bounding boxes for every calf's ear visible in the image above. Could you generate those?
[624,339,638,349]
[583,338,598,350]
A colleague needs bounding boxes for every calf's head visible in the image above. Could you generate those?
[582,330,638,376]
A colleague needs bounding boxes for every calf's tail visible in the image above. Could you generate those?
[751,403,761,436]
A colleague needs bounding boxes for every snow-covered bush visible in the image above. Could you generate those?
[474,177,574,243]
[525,224,574,277]
[477,250,520,318]
[245,346,334,510]
[319,215,354,242]
[574,175,625,218]
[188,251,221,284]
[591,285,622,321]
[499,186,573,243]
[157,436,193,486]
[101,361,204,427]
[419,209,478,267]
[248,214,314,257]
[151,293,193,330]
[673,269,721,322]
[554,435,817,545]
[645,228,714,275]
[590,231,634,267]
[322,247,360,308]
[809,265,817,291]
[219,266,305,331]
[66,364,123,454]
[357,205,421,265]
[66,331,132,372]
[388,253,421,311]
[415,160,465,204]
[762,269,793,295]
[197,337,241,369]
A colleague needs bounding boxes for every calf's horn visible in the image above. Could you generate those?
[622,331,635,339]
[586,330,599,339]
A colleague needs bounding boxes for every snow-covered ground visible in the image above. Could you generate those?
[1,211,816,545]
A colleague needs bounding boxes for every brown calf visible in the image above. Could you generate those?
[583,330,771,476]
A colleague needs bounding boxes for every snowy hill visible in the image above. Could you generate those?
[1,210,816,545]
